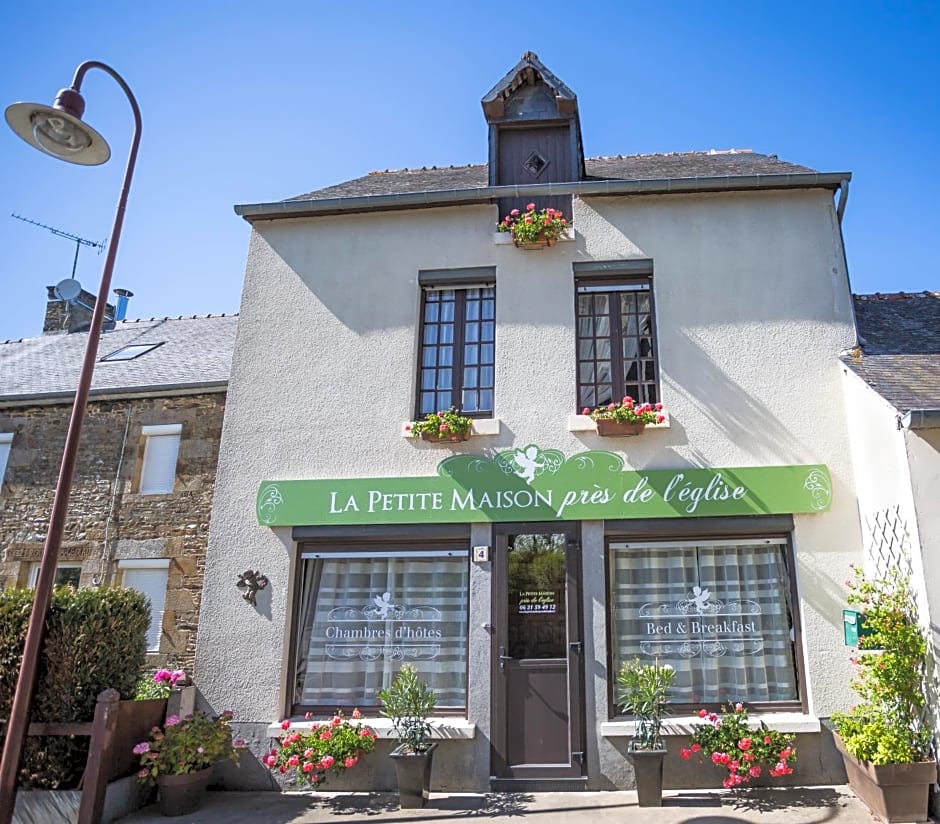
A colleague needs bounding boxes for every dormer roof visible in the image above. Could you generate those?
[481,51,578,120]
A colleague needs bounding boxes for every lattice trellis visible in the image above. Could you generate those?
[864,504,917,610]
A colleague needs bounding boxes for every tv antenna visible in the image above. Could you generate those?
[11,213,108,279]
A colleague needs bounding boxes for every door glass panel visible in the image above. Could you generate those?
[507,534,567,659]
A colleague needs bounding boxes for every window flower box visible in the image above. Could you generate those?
[497,203,568,249]
[421,431,470,443]
[586,397,666,436]
[407,407,472,444]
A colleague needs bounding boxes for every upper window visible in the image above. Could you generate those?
[139,424,182,495]
[292,541,470,715]
[416,269,495,418]
[100,342,164,362]
[0,433,12,488]
[575,272,658,410]
[608,537,801,713]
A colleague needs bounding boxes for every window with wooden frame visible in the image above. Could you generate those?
[574,262,658,410]
[606,522,804,715]
[291,531,470,716]
[416,268,495,418]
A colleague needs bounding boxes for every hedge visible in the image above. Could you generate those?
[0,586,149,789]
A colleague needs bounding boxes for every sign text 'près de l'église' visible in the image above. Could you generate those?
[256,445,832,526]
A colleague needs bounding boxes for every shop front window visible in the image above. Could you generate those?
[609,538,799,710]
[292,546,469,714]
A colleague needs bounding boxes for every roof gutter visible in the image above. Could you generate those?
[901,409,940,430]
[235,172,852,223]
[0,381,228,408]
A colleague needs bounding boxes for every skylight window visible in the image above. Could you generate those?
[99,342,164,362]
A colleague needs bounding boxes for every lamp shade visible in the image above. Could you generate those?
[5,101,110,166]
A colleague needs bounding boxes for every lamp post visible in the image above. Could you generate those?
[0,61,141,820]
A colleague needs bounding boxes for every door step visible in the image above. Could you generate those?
[489,777,588,792]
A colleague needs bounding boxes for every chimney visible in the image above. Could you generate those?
[113,288,134,321]
[44,285,115,334]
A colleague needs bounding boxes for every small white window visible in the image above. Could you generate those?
[119,559,171,652]
[140,424,182,494]
[0,433,12,487]
[28,562,82,589]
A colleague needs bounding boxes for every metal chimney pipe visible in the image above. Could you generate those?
[113,287,133,321]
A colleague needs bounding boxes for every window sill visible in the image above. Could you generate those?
[567,413,671,433]
[402,418,500,438]
[493,228,575,245]
[601,713,820,737]
[268,717,476,741]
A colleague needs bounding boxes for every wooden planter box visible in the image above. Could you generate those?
[595,419,646,437]
[513,236,556,249]
[833,732,936,823]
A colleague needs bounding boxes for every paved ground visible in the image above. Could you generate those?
[118,785,898,823]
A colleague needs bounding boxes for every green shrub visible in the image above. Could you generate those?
[0,586,149,788]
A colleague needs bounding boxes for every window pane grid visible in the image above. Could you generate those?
[576,282,657,409]
[417,286,494,417]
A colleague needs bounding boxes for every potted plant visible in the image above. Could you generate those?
[831,567,934,823]
[680,703,797,788]
[134,709,245,816]
[617,657,675,806]
[266,710,377,787]
[377,664,437,808]
[497,202,569,248]
[587,397,666,437]
[407,407,473,443]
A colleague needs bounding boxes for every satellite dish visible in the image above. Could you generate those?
[54,278,82,302]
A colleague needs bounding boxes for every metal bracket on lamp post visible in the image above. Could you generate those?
[0,61,141,822]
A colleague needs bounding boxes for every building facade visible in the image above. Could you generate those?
[197,54,864,791]
[0,291,235,672]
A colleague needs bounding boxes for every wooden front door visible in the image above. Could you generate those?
[491,524,584,780]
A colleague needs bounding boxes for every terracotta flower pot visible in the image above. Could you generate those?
[833,732,935,823]
[421,431,470,443]
[155,766,213,817]
[595,419,646,437]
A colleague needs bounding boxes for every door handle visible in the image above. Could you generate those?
[498,645,513,672]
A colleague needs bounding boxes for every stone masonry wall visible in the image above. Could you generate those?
[0,392,225,673]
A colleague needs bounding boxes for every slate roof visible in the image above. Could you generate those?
[0,314,237,402]
[843,292,940,412]
[287,150,817,202]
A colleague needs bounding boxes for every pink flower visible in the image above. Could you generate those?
[281,719,291,730]
[607,403,617,410]
[165,715,180,727]
[132,742,149,755]
[360,728,374,738]
[233,738,247,749]
[526,203,535,211]
[691,743,701,752]
[510,209,519,216]
[197,746,205,754]
[288,754,300,767]
[656,415,666,424]
[581,407,590,415]
[344,756,358,768]
[331,715,342,727]
[735,702,744,713]
[764,735,772,745]
[524,216,533,224]
[698,708,708,718]
[138,768,150,779]
[153,669,171,683]
[738,738,752,751]
[654,403,663,411]
[679,747,692,760]
[320,730,332,740]
[264,754,277,767]
[404,425,411,432]
[320,755,335,769]
[302,761,315,773]
[352,708,362,719]
[749,765,762,778]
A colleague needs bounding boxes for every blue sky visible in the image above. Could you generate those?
[1,1,937,342]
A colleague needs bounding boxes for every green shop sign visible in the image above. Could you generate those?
[256,446,832,526]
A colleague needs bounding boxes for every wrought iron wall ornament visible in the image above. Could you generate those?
[236,569,269,605]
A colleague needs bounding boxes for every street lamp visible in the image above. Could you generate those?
[0,61,141,820]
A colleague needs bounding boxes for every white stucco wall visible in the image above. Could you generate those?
[197,187,863,789]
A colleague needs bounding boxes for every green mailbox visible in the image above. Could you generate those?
[843,609,873,646]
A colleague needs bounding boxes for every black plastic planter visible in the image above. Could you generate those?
[627,745,666,807]
[389,742,437,808]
